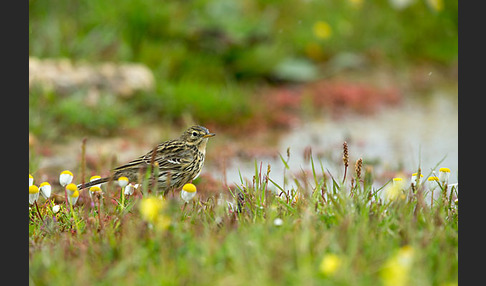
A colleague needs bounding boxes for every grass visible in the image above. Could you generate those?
[29,144,458,285]
[28,1,458,283]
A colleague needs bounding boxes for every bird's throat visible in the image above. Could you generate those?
[198,138,208,154]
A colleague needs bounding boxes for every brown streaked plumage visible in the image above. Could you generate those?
[77,125,215,195]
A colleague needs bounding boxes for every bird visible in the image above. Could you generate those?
[77,125,215,195]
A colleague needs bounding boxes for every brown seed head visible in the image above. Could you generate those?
[343,141,349,167]
[355,158,363,179]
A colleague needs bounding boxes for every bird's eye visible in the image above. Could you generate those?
[192,132,198,137]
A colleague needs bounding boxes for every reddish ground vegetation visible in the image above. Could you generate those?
[246,79,402,133]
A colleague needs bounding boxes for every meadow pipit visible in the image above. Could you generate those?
[78,125,215,195]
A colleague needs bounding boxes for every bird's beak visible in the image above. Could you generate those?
[203,133,216,138]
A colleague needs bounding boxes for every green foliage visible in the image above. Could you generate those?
[29,153,458,285]
[29,88,137,139]
[30,0,457,80]
[29,0,457,138]
[162,80,253,125]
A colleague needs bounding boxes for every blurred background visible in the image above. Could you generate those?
[29,0,458,194]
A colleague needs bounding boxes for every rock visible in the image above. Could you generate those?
[29,57,155,97]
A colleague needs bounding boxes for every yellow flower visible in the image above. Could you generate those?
[380,245,415,286]
[182,183,197,193]
[181,183,197,203]
[89,185,102,193]
[140,197,171,230]
[385,178,405,202]
[392,177,403,185]
[29,185,39,194]
[66,183,78,197]
[313,21,332,40]
[90,175,101,180]
[154,214,171,231]
[140,197,166,222]
[426,0,443,12]
[319,253,342,276]
[89,185,102,200]
[29,174,34,186]
[29,185,40,205]
[59,170,74,187]
[348,0,363,8]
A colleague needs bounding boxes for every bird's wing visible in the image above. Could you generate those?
[113,141,194,172]
[150,142,195,170]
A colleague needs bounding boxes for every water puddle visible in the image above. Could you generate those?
[215,90,458,192]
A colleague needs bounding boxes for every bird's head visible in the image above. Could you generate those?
[181,125,216,146]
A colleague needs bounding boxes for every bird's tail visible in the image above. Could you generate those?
[77,177,111,190]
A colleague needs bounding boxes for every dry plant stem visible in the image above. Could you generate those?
[410,184,416,202]
[70,203,81,234]
[80,138,87,200]
[80,138,91,223]
[91,194,103,230]
[342,164,348,184]
[98,197,102,230]
[448,185,455,211]
[414,189,424,218]
[431,189,434,208]
[34,201,44,222]
[64,189,69,209]
[320,187,327,204]
[137,168,145,197]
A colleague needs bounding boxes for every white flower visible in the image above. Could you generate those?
[52,204,61,214]
[118,176,129,188]
[124,183,137,196]
[389,0,414,10]
[39,182,52,198]
[427,176,439,191]
[392,177,404,187]
[68,190,80,205]
[29,174,34,187]
[89,185,102,200]
[438,168,451,185]
[273,218,283,226]
[181,183,197,203]
[410,173,423,187]
[59,170,74,187]
[29,185,40,205]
